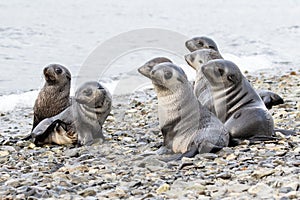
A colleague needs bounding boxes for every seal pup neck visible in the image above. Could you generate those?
[149,63,202,151]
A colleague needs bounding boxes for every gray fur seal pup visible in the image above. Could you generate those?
[202,59,274,140]
[185,49,223,114]
[31,81,112,146]
[32,64,71,130]
[138,59,229,159]
[185,36,284,109]
[256,90,284,109]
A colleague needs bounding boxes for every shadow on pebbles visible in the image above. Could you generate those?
[0,72,299,199]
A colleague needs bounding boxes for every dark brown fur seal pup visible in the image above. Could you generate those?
[202,59,274,140]
[32,64,71,130]
[185,36,284,109]
[138,59,229,159]
[31,81,112,146]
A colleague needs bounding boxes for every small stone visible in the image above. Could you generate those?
[252,169,275,179]
[248,183,273,198]
[199,153,218,160]
[226,154,237,160]
[0,150,9,157]
[156,183,170,194]
[64,148,80,157]
[28,142,36,149]
[216,171,231,179]
[79,188,96,197]
[279,187,293,193]
[227,183,249,193]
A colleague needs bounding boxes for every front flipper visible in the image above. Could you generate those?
[159,146,199,162]
[274,129,297,136]
[247,135,278,144]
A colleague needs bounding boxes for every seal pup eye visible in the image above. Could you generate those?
[164,70,172,80]
[55,67,63,74]
[218,68,225,76]
[208,46,216,50]
[198,41,204,46]
[84,89,93,97]
[199,60,203,64]
[227,75,235,82]
[97,84,104,90]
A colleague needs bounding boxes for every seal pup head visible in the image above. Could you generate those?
[202,59,242,88]
[149,62,188,91]
[138,57,173,79]
[43,64,71,85]
[185,36,219,52]
[185,49,223,71]
[75,81,112,113]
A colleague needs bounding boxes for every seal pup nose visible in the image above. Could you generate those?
[43,66,49,74]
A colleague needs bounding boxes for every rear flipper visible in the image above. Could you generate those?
[247,135,278,144]
[31,118,64,145]
[22,133,33,141]
[159,146,198,162]
[159,142,225,162]
[257,89,284,109]
[274,129,297,136]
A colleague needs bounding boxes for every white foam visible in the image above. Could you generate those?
[223,53,273,73]
[0,90,38,112]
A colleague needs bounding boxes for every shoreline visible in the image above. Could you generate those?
[0,70,299,199]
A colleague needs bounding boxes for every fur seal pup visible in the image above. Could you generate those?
[32,64,71,130]
[138,59,229,159]
[202,59,274,139]
[256,90,284,109]
[185,49,223,114]
[185,36,284,109]
[31,81,112,146]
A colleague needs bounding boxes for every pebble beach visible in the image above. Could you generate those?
[0,70,299,199]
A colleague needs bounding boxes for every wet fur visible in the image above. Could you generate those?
[33,64,71,130]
